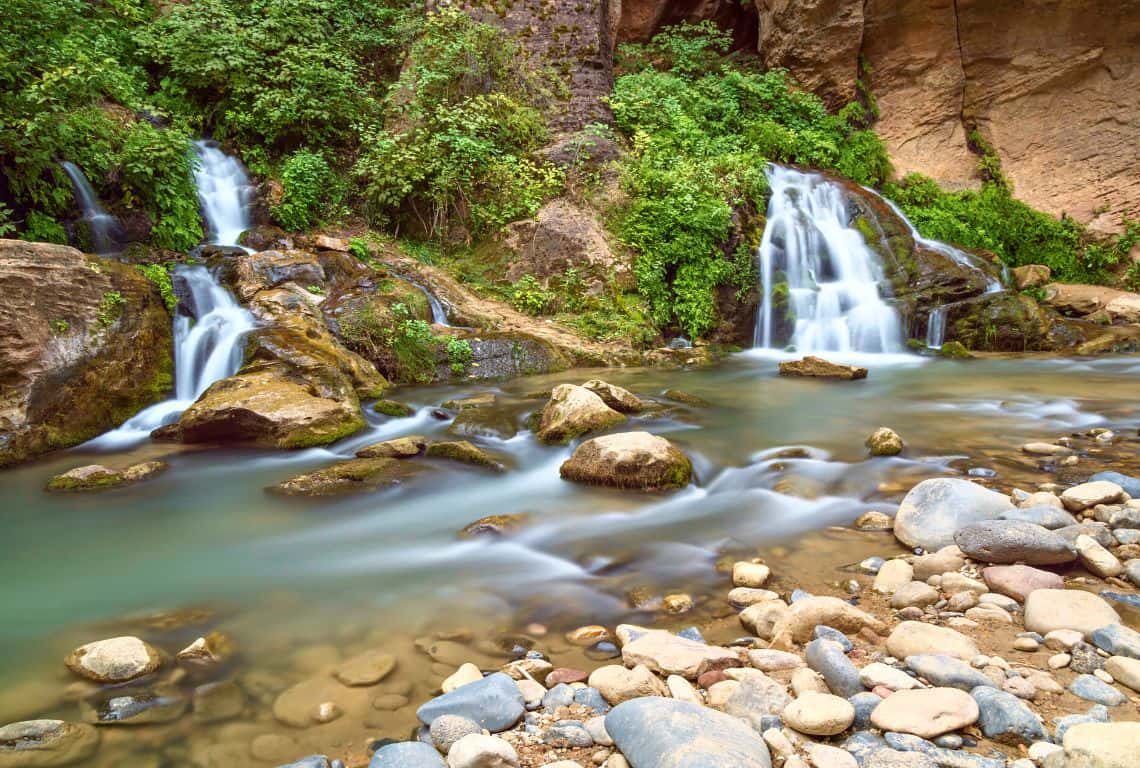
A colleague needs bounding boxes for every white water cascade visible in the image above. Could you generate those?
[88,143,255,448]
[925,306,948,349]
[59,161,121,255]
[392,272,450,326]
[754,166,903,354]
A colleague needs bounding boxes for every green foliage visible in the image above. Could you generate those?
[50,319,70,334]
[97,290,126,327]
[21,212,68,244]
[137,263,177,314]
[445,337,473,375]
[0,204,16,237]
[355,8,563,238]
[348,236,371,262]
[120,123,203,250]
[610,23,891,337]
[271,150,339,231]
[510,275,555,316]
[885,174,1140,284]
[305,284,324,295]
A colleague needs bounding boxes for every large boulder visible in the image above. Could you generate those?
[893,478,1014,550]
[560,431,691,491]
[536,384,625,444]
[271,458,421,496]
[953,520,1076,565]
[778,356,868,380]
[940,292,1055,352]
[0,240,172,466]
[1053,721,1140,768]
[502,199,633,290]
[1023,589,1121,638]
[0,720,100,768]
[605,697,772,768]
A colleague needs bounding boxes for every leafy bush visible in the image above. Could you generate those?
[137,262,177,314]
[510,275,554,316]
[271,150,338,232]
[445,337,473,375]
[610,23,891,337]
[120,123,203,251]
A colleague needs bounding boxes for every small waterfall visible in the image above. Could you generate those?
[926,306,947,349]
[391,273,450,326]
[754,166,903,354]
[59,161,121,255]
[193,140,253,247]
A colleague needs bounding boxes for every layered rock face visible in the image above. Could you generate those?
[0,240,172,466]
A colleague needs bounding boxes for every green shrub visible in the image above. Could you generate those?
[21,212,68,244]
[137,263,177,314]
[510,275,554,316]
[445,337,473,375]
[121,123,203,251]
[271,150,339,231]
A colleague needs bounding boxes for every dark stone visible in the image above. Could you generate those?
[905,655,995,691]
[1068,642,1105,674]
[970,686,1049,745]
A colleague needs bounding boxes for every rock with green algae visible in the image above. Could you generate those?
[46,461,167,492]
[536,384,625,444]
[560,431,691,491]
[448,406,519,440]
[426,441,506,472]
[355,435,429,459]
[663,389,710,407]
[270,457,421,496]
[939,341,972,358]
[582,379,646,413]
[373,399,415,418]
[459,513,532,539]
[866,427,904,457]
[778,356,867,380]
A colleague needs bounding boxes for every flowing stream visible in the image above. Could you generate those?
[88,144,255,448]
[754,166,903,354]
[59,161,121,255]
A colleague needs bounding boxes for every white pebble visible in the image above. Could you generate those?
[1048,653,1071,669]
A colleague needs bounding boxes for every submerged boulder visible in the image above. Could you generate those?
[536,384,625,443]
[778,356,868,380]
[0,719,100,768]
[45,461,167,492]
[560,431,691,491]
[425,440,506,472]
[0,240,173,467]
[582,379,646,413]
[270,457,420,496]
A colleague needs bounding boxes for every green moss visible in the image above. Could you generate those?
[97,291,126,328]
[373,399,415,417]
[939,341,972,359]
[425,440,505,471]
[278,413,365,449]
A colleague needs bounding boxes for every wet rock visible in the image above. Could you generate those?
[588,665,668,705]
[619,628,736,680]
[448,407,518,441]
[192,680,244,723]
[458,514,530,539]
[80,684,187,725]
[870,688,978,738]
[273,676,371,728]
[1024,590,1121,638]
[271,457,419,496]
[1061,481,1126,512]
[894,479,1014,551]
[1069,674,1126,706]
[733,562,771,588]
[64,636,162,683]
[443,733,518,767]
[536,384,625,444]
[425,441,506,472]
[1055,722,1140,768]
[176,632,233,668]
[981,565,1064,602]
[355,435,428,458]
[1075,535,1124,578]
[663,389,709,407]
[778,356,867,380]
[1021,442,1072,456]
[369,742,447,768]
[1090,472,1140,498]
[806,639,863,697]
[605,697,773,768]
[905,655,994,691]
[953,520,1075,565]
[888,623,979,661]
[856,511,894,531]
[372,399,415,418]
[334,650,396,687]
[784,692,855,736]
[581,380,645,413]
[45,461,168,492]
[867,427,904,456]
[560,431,691,491]
[999,506,1078,529]
[970,686,1047,745]
[0,720,99,768]
[1013,265,1052,289]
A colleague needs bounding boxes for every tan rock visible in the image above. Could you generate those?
[1061,481,1126,512]
[587,664,668,704]
[783,692,855,736]
[1013,265,1052,289]
[778,356,868,380]
[1075,534,1124,578]
[559,431,690,490]
[770,596,885,648]
[733,562,771,588]
[619,629,737,680]
[870,687,979,738]
[333,650,396,687]
[581,380,645,413]
[739,600,790,641]
[886,622,979,660]
[1023,589,1121,638]
[355,435,429,458]
[537,384,625,444]
[1058,721,1140,768]
[64,636,162,683]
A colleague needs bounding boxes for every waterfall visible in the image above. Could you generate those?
[87,141,256,448]
[391,272,450,326]
[926,306,947,349]
[754,166,903,354]
[59,161,121,255]
[193,140,253,247]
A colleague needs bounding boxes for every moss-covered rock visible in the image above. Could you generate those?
[270,457,420,496]
[582,379,646,413]
[459,513,532,539]
[355,435,429,459]
[663,389,711,407]
[939,341,973,359]
[778,356,868,380]
[536,384,626,444]
[0,240,173,467]
[559,431,692,491]
[373,399,415,418]
[942,292,1053,352]
[425,440,506,472]
[448,405,519,440]
[46,461,168,492]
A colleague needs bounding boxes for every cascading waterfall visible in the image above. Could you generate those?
[925,306,947,349]
[391,272,450,326]
[754,166,903,354]
[88,143,255,448]
[59,161,121,255]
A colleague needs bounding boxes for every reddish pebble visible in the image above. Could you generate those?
[698,669,728,689]
[848,648,867,660]
[871,685,893,698]
[546,667,588,686]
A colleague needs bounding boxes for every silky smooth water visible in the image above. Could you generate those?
[926,305,948,349]
[59,161,121,255]
[193,140,254,248]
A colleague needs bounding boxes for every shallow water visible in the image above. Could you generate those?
[1,352,1138,763]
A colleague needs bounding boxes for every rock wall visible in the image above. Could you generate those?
[0,240,172,466]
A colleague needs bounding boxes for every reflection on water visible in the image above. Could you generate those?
[1,353,1138,763]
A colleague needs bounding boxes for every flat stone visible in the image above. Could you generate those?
[981,565,1064,602]
[1104,656,1140,692]
[873,560,914,594]
[905,655,994,691]
[543,721,594,748]
[891,582,940,609]
[1058,721,1140,768]
[605,697,772,768]
[887,623,979,661]
[954,520,1075,565]
[806,639,863,697]
[1091,623,1140,659]
[0,720,99,768]
[64,636,162,683]
[620,628,737,680]
[445,734,518,768]
[864,750,936,768]
[860,663,922,691]
[1023,589,1121,638]
[333,650,396,686]
[1069,674,1127,706]
[869,688,979,739]
[588,665,668,705]
[778,356,867,380]
[1075,535,1124,578]
[1090,472,1140,497]
[893,479,1013,551]
[733,562,771,588]
[747,649,803,672]
[355,435,428,458]
[723,673,791,731]
[416,672,524,732]
[999,505,1078,529]
[368,742,447,767]
[1061,481,1125,512]
[80,684,187,725]
[783,693,855,736]
[970,686,1048,745]
[1021,443,1072,456]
